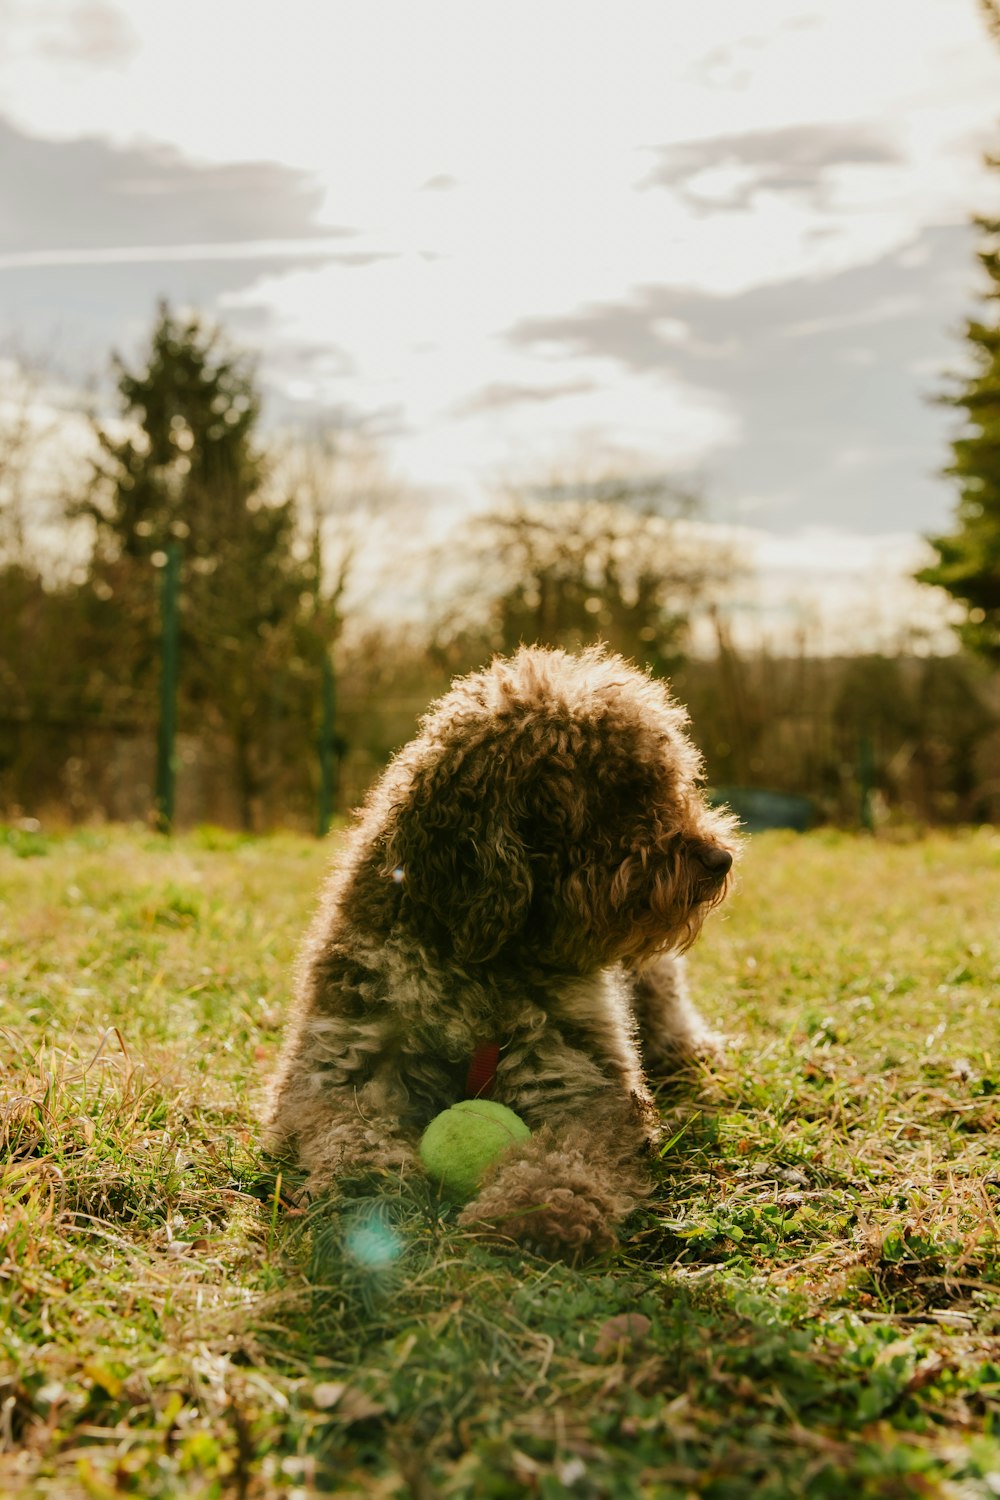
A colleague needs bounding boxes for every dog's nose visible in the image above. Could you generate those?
[696,844,733,877]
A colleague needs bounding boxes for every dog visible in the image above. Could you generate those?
[266,645,738,1259]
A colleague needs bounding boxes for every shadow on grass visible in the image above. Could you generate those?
[247,1161,1000,1500]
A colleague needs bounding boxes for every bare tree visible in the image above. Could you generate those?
[0,352,75,568]
[428,467,739,677]
[266,422,397,625]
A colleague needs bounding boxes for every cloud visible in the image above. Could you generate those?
[0,242,396,272]
[0,115,354,254]
[688,33,769,92]
[452,378,596,418]
[0,115,368,382]
[689,16,822,92]
[639,122,901,212]
[0,0,137,68]
[35,1,136,66]
[507,223,976,533]
[0,255,339,373]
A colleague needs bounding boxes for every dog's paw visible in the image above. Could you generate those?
[459,1182,620,1261]
[644,1025,728,1078]
[457,1137,639,1262]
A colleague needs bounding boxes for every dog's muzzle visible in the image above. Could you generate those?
[693,843,733,879]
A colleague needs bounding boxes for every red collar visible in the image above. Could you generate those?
[465,1041,501,1099]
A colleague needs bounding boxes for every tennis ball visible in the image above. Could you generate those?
[419,1100,531,1201]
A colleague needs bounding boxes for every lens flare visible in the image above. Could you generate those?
[341,1208,404,1271]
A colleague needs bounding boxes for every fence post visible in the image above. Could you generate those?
[317,652,336,838]
[154,542,181,833]
[858,731,875,833]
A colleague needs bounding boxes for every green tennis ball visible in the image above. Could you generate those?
[419,1100,531,1201]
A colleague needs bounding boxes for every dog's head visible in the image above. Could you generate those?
[379,646,739,971]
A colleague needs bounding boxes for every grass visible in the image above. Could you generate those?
[1,822,999,1497]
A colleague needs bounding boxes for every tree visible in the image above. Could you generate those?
[429,473,735,679]
[0,351,86,571]
[0,360,43,566]
[917,12,1000,661]
[79,303,334,827]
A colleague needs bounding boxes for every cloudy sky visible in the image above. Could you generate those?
[1,0,999,596]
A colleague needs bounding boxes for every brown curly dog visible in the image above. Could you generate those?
[266,645,739,1260]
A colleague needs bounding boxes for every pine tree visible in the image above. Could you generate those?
[78,302,332,827]
[917,47,1000,660]
[85,300,266,564]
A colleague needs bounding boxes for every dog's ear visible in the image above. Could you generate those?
[382,751,534,963]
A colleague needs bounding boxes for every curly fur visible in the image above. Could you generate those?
[266,645,739,1260]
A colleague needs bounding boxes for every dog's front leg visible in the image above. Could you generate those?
[628,953,725,1073]
[265,1012,419,1194]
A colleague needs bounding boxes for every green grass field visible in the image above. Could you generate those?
[1,824,999,1498]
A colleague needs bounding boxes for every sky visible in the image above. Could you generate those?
[1,0,1000,639]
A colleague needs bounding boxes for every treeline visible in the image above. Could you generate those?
[1,304,999,831]
[325,632,1000,829]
